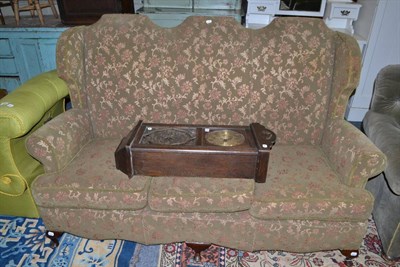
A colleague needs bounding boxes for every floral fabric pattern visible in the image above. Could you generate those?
[248,19,335,145]
[250,145,374,221]
[160,17,253,126]
[26,108,92,173]
[37,206,370,253]
[328,32,362,119]
[322,119,388,188]
[252,220,369,252]
[39,207,147,244]
[56,26,87,109]
[148,177,254,212]
[32,138,150,211]
[68,15,337,144]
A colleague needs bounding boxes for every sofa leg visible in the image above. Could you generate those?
[186,242,212,262]
[381,252,400,262]
[340,249,359,259]
[46,230,63,248]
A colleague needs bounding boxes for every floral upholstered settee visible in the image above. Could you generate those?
[26,15,387,254]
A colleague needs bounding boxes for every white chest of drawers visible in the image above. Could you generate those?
[323,1,362,35]
[247,1,277,15]
[246,0,277,28]
[245,0,328,29]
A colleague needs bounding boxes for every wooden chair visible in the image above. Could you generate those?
[12,0,58,25]
[0,0,12,25]
[0,89,8,99]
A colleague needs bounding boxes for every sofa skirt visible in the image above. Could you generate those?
[38,207,368,253]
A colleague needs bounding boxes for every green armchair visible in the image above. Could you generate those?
[0,71,68,218]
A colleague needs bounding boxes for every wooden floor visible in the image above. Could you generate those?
[0,15,64,28]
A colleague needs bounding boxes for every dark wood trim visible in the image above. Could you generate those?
[340,249,359,258]
[0,89,7,99]
[56,0,135,25]
[121,0,134,13]
[115,121,276,182]
[46,230,63,248]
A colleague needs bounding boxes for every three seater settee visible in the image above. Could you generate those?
[26,15,387,255]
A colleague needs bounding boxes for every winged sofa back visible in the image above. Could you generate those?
[25,14,389,254]
[56,15,359,145]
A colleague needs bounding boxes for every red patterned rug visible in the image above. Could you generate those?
[158,218,400,267]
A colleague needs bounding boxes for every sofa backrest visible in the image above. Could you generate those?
[57,14,360,145]
[370,65,400,122]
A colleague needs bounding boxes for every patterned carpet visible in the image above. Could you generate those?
[0,216,398,267]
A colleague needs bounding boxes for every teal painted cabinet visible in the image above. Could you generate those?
[0,27,68,92]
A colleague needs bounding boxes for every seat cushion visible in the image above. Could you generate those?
[250,145,374,221]
[148,176,254,212]
[31,138,150,211]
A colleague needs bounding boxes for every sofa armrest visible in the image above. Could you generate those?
[364,111,400,195]
[321,119,387,188]
[0,70,68,138]
[0,70,68,196]
[26,108,93,173]
[0,174,27,196]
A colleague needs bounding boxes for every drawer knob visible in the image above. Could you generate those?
[257,6,267,11]
[341,10,351,16]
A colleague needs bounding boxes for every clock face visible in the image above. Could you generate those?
[205,130,245,147]
[140,127,196,146]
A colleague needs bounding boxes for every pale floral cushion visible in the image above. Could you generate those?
[148,176,254,212]
[141,209,256,250]
[250,145,374,221]
[31,138,150,211]
[39,207,147,244]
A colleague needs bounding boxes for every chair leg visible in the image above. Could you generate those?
[46,230,63,248]
[27,0,35,17]
[186,242,212,262]
[33,0,44,25]
[0,9,5,25]
[12,0,20,25]
[47,0,58,18]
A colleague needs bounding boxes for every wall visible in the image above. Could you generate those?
[345,0,400,121]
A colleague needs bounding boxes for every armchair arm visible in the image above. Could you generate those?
[364,111,400,195]
[0,70,68,138]
[0,70,68,196]
[0,174,27,196]
[26,108,93,173]
[321,119,387,188]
